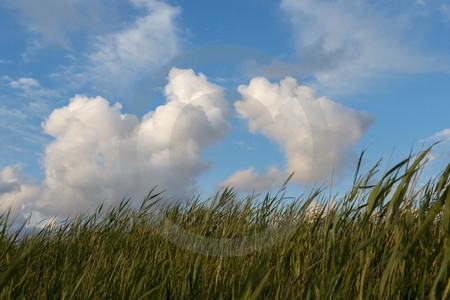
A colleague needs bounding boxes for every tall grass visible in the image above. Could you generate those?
[0,148,449,299]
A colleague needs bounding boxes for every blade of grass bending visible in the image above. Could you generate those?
[237,257,269,300]
[0,247,32,292]
[353,220,398,253]
[353,149,366,185]
[403,185,448,255]
[387,147,431,224]
[429,239,450,300]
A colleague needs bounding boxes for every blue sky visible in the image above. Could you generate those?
[0,0,449,221]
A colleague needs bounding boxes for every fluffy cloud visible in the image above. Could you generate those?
[1,70,373,219]
[2,68,229,218]
[279,0,443,94]
[220,76,373,190]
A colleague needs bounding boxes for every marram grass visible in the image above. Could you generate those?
[0,148,449,299]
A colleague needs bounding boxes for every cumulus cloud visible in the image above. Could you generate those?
[2,68,229,218]
[86,0,180,91]
[278,0,444,95]
[1,69,373,219]
[220,76,373,190]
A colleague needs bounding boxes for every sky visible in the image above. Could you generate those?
[0,0,449,222]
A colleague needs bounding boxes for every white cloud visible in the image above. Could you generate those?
[21,39,44,62]
[0,69,374,219]
[432,128,450,140]
[7,77,59,102]
[86,0,180,91]
[6,0,181,93]
[0,106,27,120]
[279,0,444,95]
[0,77,58,151]
[426,128,450,161]
[220,76,373,190]
[219,167,283,193]
[0,165,39,215]
[10,77,40,89]
[2,68,229,218]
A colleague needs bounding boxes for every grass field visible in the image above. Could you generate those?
[0,147,449,299]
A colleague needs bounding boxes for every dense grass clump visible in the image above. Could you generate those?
[0,148,449,299]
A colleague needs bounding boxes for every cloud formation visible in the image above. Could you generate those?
[0,70,373,219]
[10,78,39,89]
[432,129,450,140]
[441,4,450,22]
[4,0,114,44]
[279,0,444,94]
[219,167,283,193]
[8,77,59,100]
[0,77,58,158]
[86,0,180,91]
[0,165,39,214]
[1,68,229,218]
[6,0,181,94]
[220,76,373,191]
[425,128,450,161]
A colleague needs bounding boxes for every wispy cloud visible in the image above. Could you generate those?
[43,0,182,96]
[0,165,39,214]
[84,0,180,92]
[440,4,450,22]
[10,77,40,89]
[0,77,60,150]
[275,0,447,95]
[0,105,27,120]
[7,77,60,102]
[420,128,450,163]
[5,0,182,94]
[4,0,117,45]
[431,128,450,140]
